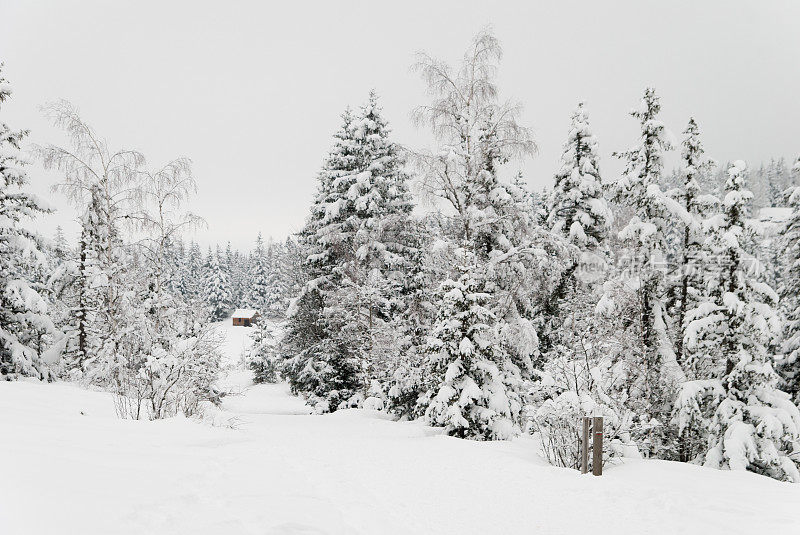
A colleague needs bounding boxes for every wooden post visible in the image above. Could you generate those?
[581,416,590,474]
[592,416,603,476]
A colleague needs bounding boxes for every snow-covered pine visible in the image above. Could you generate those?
[778,156,800,403]
[609,87,685,457]
[0,64,61,380]
[351,90,417,288]
[281,92,420,412]
[280,107,366,413]
[68,188,107,372]
[411,30,567,408]
[246,233,270,311]
[421,269,521,440]
[224,241,248,308]
[279,236,304,310]
[248,319,280,384]
[547,101,612,250]
[682,161,800,481]
[535,102,612,369]
[184,241,204,302]
[668,118,717,367]
[203,246,232,321]
[263,240,286,317]
[349,91,421,383]
[51,225,70,262]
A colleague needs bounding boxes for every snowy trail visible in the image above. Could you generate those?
[2,321,800,534]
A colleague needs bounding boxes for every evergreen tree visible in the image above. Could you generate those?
[683,161,800,481]
[670,118,716,366]
[68,187,106,372]
[52,225,70,262]
[766,159,783,207]
[280,108,364,412]
[421,269,521,440]
[247,319,280,384]
[547,101,612,250]
[0,64,61,380]
[185,241,203,302]
[203,246,232,321]
[281,92,419,412]
[778,156,800,403]
[263,241,285,316]
[610,87,683,456]
[247,233,270,311]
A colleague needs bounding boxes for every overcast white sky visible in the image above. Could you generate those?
[2,0,799,250]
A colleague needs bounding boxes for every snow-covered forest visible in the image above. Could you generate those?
[2,8,800,534]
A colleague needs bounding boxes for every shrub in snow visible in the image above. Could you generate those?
[114,325,223,420]
[529,391,624,470]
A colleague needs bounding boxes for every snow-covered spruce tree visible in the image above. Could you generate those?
[680,161,800,481]
[547,101,612,250]
[609,87,685,457]
[532,114,625,468]
[224,241,247,307]
[538,101,612,356]
[421,268,521,440]
[778,156,800,403]
[409,30,574,437]
[767,158,788,207]
[51,225,70,262]
[263,241,286,317]
[349,91,419,383]
[0,64,62,380]
[279,236,304,309]
[203,246,232,321]
[279,107,365,412]
[281,93,419,412]
[247,236,284,317]
[668,118,717,367]
[69,187,109,372]
[246,232,270,311]
[184,241,204,303]
[248,318,280,384]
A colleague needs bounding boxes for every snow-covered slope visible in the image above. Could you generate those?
[2,324,799,535]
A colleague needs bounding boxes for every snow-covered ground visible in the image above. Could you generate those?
[2,321,800,535]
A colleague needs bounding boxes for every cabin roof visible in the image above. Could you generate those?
[232,309,259,319]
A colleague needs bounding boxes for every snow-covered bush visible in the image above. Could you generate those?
[529,391,623,470]
[114,325,222,420]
